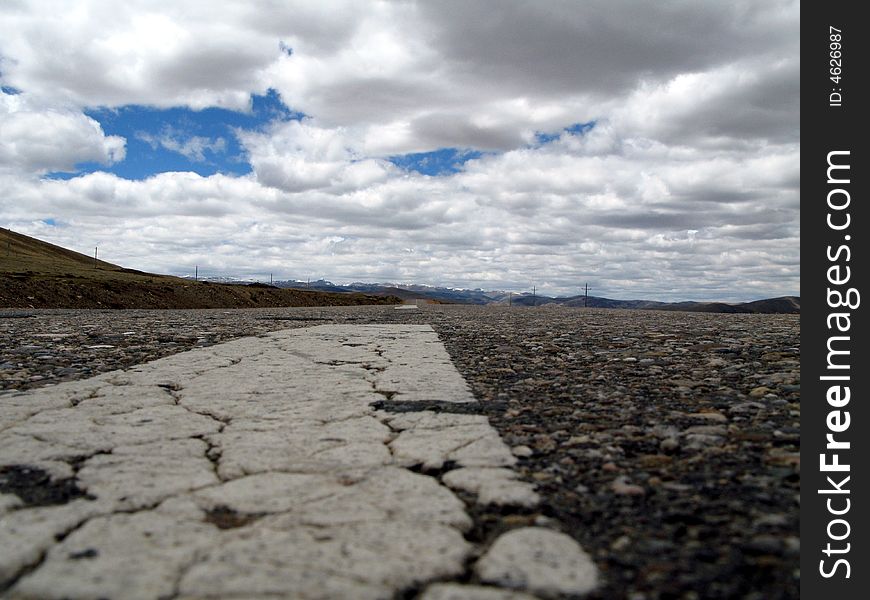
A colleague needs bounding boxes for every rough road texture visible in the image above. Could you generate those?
[1,305,800,599]
[0,324,564,599]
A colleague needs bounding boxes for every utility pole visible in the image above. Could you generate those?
[195,265,198,281]
[585,282,588,307]
[94,247,98,269]
[270,273,273,285]
[532,285,536,307]
[509,292,512,307]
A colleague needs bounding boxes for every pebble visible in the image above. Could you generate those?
[684,433,725,449]
[610,535,631,551]
[661,482,692,492]
[659,438,680,453]
[566,435,590,445]
[511,445,533,457]
[749,386,772,398]
[611,477,645,496]
[744,534,783,554]
[783,536,800,556]
[754,513,790,527]
[729,401,765,414]
[686,411,727,422]
[683,425,727,436]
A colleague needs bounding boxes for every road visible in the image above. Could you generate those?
[1,305,800,599]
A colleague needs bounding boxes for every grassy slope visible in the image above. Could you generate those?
[0,228,400,309]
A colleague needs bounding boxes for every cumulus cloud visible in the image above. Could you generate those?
[0,92,125,174]
[0,0,800,300]
[0,1,277,110]
[237,119,398,194]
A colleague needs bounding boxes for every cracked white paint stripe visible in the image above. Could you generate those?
[0,325,550,600]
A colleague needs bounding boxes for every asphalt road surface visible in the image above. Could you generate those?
[1,305,799,599]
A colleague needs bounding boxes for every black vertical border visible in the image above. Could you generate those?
[801,2,868,597]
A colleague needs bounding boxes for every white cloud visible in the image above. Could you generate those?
[238,119,396,193]
[137,127,226,163]
[0,92,125,174]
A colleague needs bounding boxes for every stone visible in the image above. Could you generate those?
[611,477,645,496]
[683,425,727,436]
[686,412,727,423]
[659,437,680,453]
[610,535,631,551]
[749,386,772,398]
[511,445,533,457]
[0,493,22,513]
[684,434,725,449]
[474,527,598,597]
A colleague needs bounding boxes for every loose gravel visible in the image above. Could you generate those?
[1,305,799,599]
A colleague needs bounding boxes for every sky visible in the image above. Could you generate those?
[0,0,800,301]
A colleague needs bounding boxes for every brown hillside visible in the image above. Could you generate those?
[0,227,400,309]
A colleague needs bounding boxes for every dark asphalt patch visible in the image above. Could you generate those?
[0,465,94,507]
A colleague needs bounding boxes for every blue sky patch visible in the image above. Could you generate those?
[535,121,596,145]
[388,148,485,176]
[46,89,302,180]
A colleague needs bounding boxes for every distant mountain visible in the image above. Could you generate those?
[502,294,800,313]
[738,296,801,313]
[272,278,800,314]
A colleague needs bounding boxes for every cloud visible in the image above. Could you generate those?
[611,58,800,147]
[238,119,396,193]
[137,127,226,163]
[0,1,278,110]
[2,110,800,300]
[1,1,796,153]
[0,91,125,174]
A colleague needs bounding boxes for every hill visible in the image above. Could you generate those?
[511,293,799,314]
[0,228,400,309]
